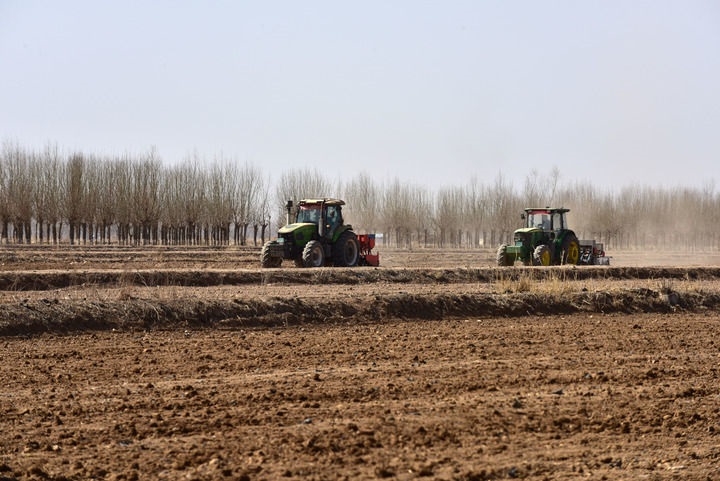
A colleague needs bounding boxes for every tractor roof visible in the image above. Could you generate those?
[299,198,345,206]
[524,207,570,214]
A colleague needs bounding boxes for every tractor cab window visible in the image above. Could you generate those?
[297,205,321,224]
[326,205,342,234]
[528,212,551,231]
[552,212,565,230]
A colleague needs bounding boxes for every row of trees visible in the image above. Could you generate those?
[1,141,719,250]
[0,143,269,246]
[341,170,720,251]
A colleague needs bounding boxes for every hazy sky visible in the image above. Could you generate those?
[2,1,719,189]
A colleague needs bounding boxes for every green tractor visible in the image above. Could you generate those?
[261,198,361,268]
[496,207,581,266]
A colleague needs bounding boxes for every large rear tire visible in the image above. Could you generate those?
[302,240,325,268]
[260,242,282,268]
[561,234,580,265]
[332,231,360,267]
[496,244,511,266]
[533,244,551,266]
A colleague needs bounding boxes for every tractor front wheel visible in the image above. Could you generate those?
[561,235,580,265]
[333,231,360,267]
[496,244,511,266]
[260,242,282,268]
[302,240,325,268]
[533,244,551,266]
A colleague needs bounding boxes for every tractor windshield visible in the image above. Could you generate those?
[527,211,552,231]
[297,205,321,224]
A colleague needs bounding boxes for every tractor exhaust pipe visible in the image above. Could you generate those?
[286,200,293,225]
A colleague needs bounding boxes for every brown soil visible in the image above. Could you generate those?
[1,245,719,480]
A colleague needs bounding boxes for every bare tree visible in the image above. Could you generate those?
[255,174,273,244]
[379,178,415,248]
[522,166,561,208]
[206,160,235,245]
[173,157,207,245]
[92,158,119,244]
[130,150,162,245]
[411,185,433,247]
[63,153,86,245]
[464,177,488,247]
[113,156,135,244]
[342,172,379,233]
[434,187,464,247]
[233,162,263,245]
[0,147,8,243]
[33,144,65,244]
[2,142,34,243]
[487,173,520,246]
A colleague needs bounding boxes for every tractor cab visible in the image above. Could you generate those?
[289,199,345,241]
[524,208,569,232]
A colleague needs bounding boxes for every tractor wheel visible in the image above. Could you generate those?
[496,244,511,266]
[332,231,360,267]
[260,242,282,268]
[533,244,551,266]
[561,235,580,265]
[302,240,325,268]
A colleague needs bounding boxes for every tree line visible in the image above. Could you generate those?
[0,142,269,246]
[1,141,719,251]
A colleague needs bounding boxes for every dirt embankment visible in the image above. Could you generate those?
[2,265,720,290]
[1,245,720,336]
[1,265,719,337]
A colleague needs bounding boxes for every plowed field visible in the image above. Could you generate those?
[1,246,719,480]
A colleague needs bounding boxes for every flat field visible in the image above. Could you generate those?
[1,245,719,480]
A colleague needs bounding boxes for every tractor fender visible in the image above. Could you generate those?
[554,229,577,246]
[331,224,353,243]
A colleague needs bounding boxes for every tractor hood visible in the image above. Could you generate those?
[278,223,317,245]
[278,222,316,234]
[514,227,542,235]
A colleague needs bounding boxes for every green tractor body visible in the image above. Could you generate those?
[497,208,581,266]
[261,198,374,268]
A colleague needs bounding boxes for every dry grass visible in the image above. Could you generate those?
[493,269,586,295]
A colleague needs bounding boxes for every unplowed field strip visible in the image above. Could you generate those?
[1,266,720,291]
[1,245,719,337]
[1,270,719,336]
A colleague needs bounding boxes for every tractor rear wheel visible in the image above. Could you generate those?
[561,235,580,265]
[333,231,360,267]
[260,242,282,268]
[302,240,325,268]
[496,244,511,266]
[533,244,551,266]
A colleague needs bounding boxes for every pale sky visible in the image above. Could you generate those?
[2,1,719,189]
